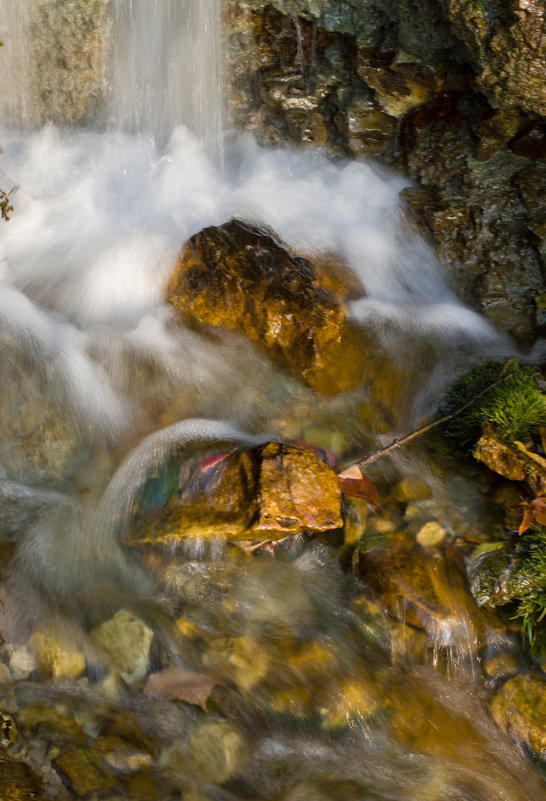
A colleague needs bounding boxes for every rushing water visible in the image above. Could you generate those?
[0,2,544,800]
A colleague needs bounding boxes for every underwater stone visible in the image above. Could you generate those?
[491,674,546,760]
[0,756,43,801]
[29,625,86,681]
[162,719,248,785]
[89,609,154,685]
[54,747,119,796]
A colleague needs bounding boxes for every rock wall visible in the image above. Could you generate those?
[224,0,546,342]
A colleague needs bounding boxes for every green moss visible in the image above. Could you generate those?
[439,360,546,448]
[510,530,546,652]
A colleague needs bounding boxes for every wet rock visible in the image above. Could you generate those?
[511,124,546,161]
[473,434,527,482]
[491,674,546,760]
[473,431,546,496]
[345,98,397,159]
[166,219,366,393]
[357,61,437,118]
[89,609,154,685]
[256,443,342,533]
[128,442,342,545]
[54,747,119,796]
[29,625,86,681]
[467,536,546,620]
[162,719,247,785]
[0,756,43,801]
[354,532,478,636]
[467,542,514,608]
[443,0,546,116]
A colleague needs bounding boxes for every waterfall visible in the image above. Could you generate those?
[109,0,225,153]
[0,0,225,155]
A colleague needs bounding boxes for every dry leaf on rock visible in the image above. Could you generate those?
[145,668,221,710]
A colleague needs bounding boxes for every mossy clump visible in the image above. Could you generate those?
[468,531,546,654]
[509,530,546,651]
[439,360,546,448]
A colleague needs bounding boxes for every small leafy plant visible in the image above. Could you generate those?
[439,360,546,448]
[0,186,15,221]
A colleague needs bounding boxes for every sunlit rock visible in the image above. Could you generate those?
[89,609,154,685]
[357,61,437,118]
[474,431,546,496]
[256,443,342,533]
[166,219,366,394]
[443,0,546,116]
[491,674,546,760]
[127,442,342,545]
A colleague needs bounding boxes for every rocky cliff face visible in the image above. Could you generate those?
[224,0,546,342]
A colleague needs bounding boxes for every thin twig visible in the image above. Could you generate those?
[343,360,514,472]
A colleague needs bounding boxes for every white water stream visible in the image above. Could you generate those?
[0,3,542,800]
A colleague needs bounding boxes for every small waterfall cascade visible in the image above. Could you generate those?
[0,4,30,127]
[0,0,225,155]
[0,5,544,801]
[109,0,225,152]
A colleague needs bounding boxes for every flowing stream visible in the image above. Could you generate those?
[0,2,544,800]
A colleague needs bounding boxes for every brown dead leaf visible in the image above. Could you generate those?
[518,496,546,535]
[518,504,535,536]
[338,467,380,506]
[145,668,221,711]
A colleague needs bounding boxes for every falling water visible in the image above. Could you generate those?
[0,3,544,800]
[109,0,225,154]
